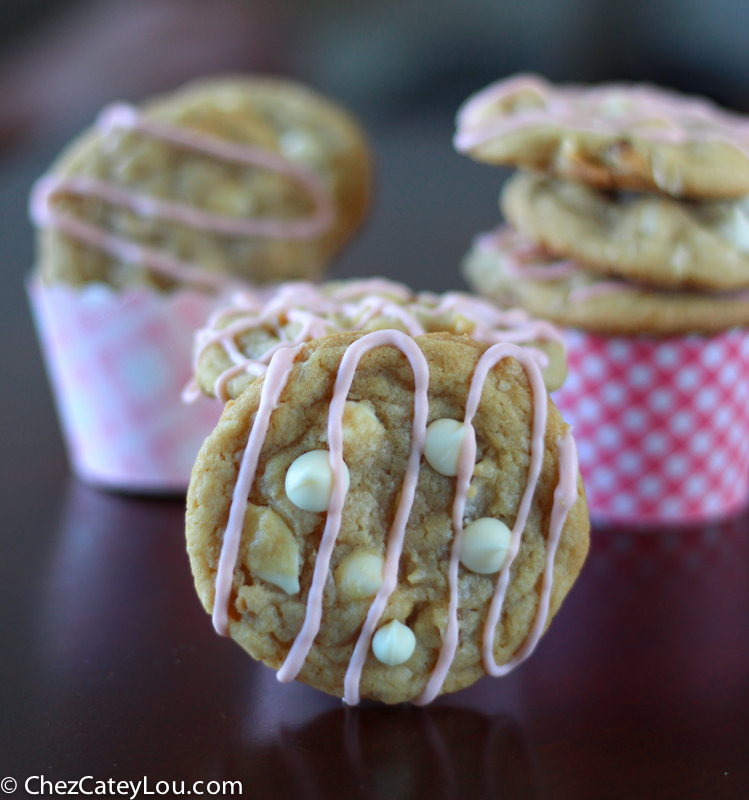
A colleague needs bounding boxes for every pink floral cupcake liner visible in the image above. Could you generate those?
[28,277,224,493]
[553,328,749,527]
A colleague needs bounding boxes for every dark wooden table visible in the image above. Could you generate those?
[1,126,748,799]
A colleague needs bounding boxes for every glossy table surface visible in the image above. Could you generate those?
[2,128,748,799]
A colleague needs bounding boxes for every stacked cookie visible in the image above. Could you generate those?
[184,276,568,401]
[456,74,749,335]
[455,74,749,524]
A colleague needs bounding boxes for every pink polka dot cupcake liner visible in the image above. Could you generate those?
[28,277,224,494]
[553,328,749,527]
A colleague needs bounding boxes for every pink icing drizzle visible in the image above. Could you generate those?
[212,343,304,636]
[485,227,749,304]
[276,330,429,687]
[477,227,579,281]
[455,74,749,158]
[341,339,429,704]
[483,428,578,675]
[213,331,580,704]
[478,225,702,303]
[30,102,335,288]
[414,344,548,704]
[29,175,236,293]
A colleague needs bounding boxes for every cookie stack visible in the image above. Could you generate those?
[456,74,749,525]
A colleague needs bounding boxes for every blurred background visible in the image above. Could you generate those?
[4,0,749,424]
[3,0,749,284]
[2,0,749,151]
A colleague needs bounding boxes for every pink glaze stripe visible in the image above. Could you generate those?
[212,344,304,636]
[329,278,413,302]
[29,176,236,293]
[412,420,476,707]
[567,281,638,303]
[456,74,549,129]
[414,344,549,704]
[96,103,334,227]
[476,226,579,281]
[342,336,430,705]
[36,175,333,240]
[488,429,579,674]
[277,330,429,686]
[95,103,335,238]
[481,360,553,676]
[477,225,741,305]
[30,101,335,287]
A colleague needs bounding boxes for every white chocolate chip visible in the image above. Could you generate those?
[372,620,416,666]
[342,400,379,431]
[334,550,384,600]
[651,155,684,196]
[285,450,350,513]
[473,458,499,479]
[424,418,468,477]
[279,129,322,163]
[460,517,512,574]
[362,316,410,335]
[243,505,300,594]
[451,313,474,335]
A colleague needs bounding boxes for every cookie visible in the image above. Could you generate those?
[501,172,749,291]
[454,74,749,199]
[30,77,371,291]
[186,277,568,401]
[186,330,589,704]
[463,226,749,336]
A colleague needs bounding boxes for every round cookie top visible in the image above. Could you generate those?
[454,74,749,199]
[186,330,589,704]
[30,76,371,291]
[186,277,567,401]
[463,226,749,336]
[501,172,749,291]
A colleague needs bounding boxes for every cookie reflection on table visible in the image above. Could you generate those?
[39,480,190,671]
[589,512,749,586]
[530,512,749,722]
[233,697,534,798]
